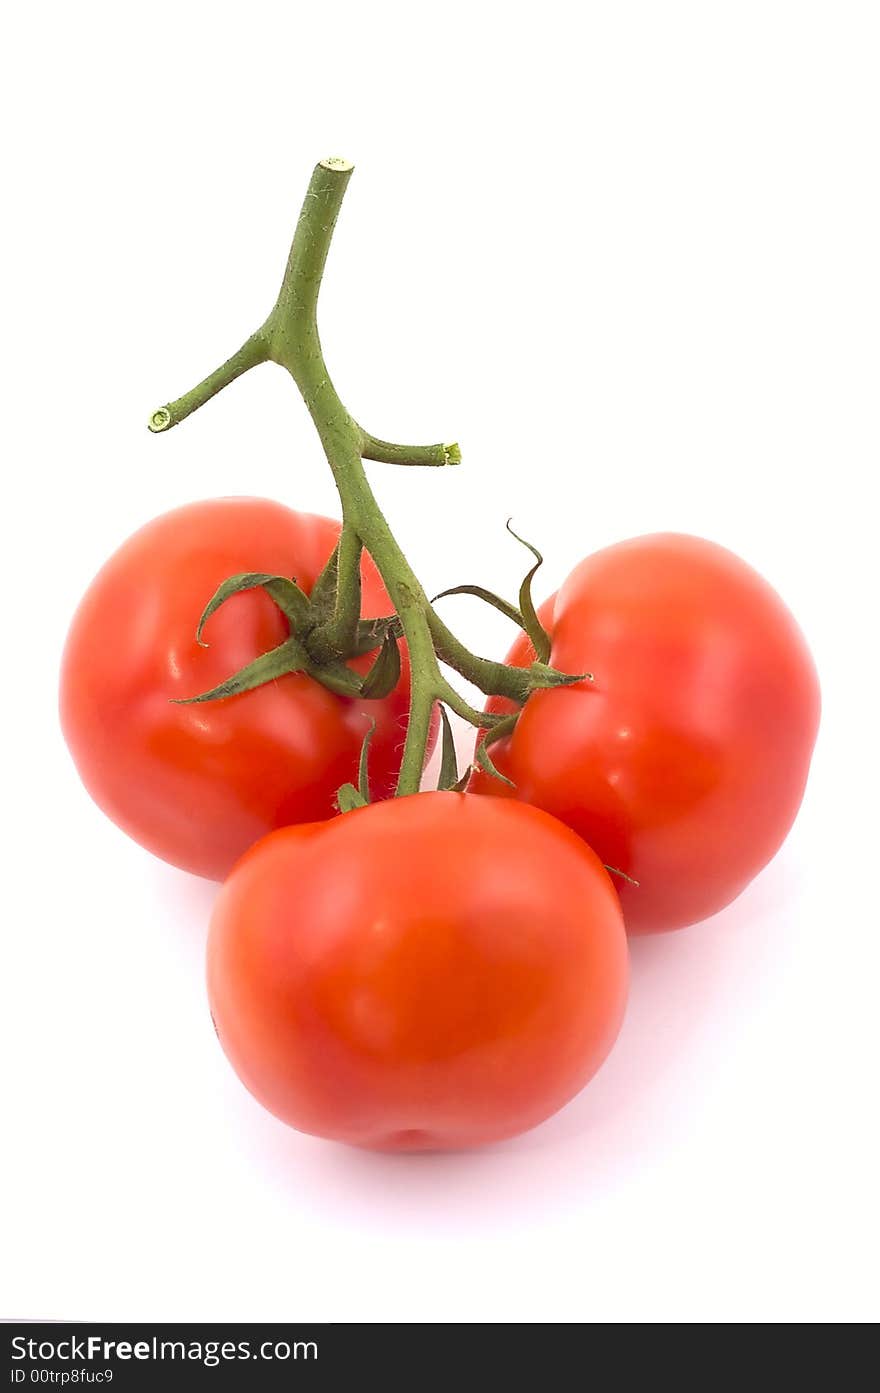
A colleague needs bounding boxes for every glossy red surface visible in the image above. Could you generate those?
[473,535,820,933]
[208,793,629,1150]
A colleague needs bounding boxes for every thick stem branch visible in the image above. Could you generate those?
[360,433,461,468]
[427,608,531,702]
[148,333,268,432]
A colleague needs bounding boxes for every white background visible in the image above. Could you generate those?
[2,2,878,1324]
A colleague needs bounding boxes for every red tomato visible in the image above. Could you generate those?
[473,534,820,934]
[60,498,421,880]
[208,793,628,1150]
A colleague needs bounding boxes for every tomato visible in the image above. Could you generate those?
[472,534,820,934]
[208,793,628,1150]
[60,498,422,880]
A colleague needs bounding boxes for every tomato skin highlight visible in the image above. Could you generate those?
[207,793,628,1151]
[473,534,820,935]
[60,498,421,880]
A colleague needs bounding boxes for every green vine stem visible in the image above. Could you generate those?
[149,157,580,797]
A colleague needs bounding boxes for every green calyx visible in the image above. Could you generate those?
[176,566,404,705]
[335,718,377,813]
[151,157,589,801]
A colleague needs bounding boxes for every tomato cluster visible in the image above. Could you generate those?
[60,157,820,1153]
[61,502,819,1151]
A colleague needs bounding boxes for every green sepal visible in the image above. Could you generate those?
[336,783,368,813]
[432,584,525,631]
[195,572,311,646]
[173,636,305,704]
[481,709,518,733]
[360,631,402,699]
[357,720,377,803]
[527,660,593,690]
[450,765,473,793]
[604,864,640,887]
[436,706,459,791]
[506,521,552,664]
[308,541,340,622]
[351,615,403,657]
[475,733,516,788]
[309,659,365,698]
